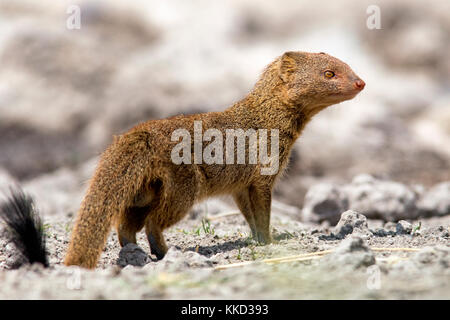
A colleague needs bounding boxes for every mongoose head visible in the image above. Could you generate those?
[276,51,365,114]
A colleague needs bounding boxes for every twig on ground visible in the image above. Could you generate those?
[214,247,420,270]
[371,247,419,253]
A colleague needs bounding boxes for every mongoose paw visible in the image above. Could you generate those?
[152,251,165,261]
[255,232,272,245]
[147,233,167,261]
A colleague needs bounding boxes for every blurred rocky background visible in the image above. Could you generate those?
[0,0,449,223]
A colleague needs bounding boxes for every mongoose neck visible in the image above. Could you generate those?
[224,84,315,142]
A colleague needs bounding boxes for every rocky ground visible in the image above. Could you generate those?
[0,0,449,299]
[0,201,449,299]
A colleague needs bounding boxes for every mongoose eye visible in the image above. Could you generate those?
[324,70,335,78]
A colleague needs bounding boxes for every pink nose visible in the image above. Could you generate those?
[354,79,365,90]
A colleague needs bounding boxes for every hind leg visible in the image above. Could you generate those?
[117,206,149,247]
[144,171,197,260]
[145,219,168,260]
[144,200,193,260]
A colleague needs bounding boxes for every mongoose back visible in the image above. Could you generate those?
[1,51,365,269]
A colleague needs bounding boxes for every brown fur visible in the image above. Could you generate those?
[64,51,365,268]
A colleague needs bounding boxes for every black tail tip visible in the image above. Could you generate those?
[0,187,48,268]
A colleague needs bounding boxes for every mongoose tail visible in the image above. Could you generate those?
[0,188,48,268]
[64,133,153,269]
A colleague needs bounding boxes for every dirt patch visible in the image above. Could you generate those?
[0,207,448,299]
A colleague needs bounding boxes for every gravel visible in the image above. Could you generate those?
[0,205,448,299]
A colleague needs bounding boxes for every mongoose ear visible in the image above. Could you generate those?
[279,52,298,83]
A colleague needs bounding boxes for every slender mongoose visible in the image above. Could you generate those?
[0,51,365,268]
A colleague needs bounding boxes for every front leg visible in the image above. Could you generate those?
[233,189,257,239]
[248,184,273,244]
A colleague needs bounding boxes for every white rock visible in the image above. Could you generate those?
[418,182,450,216]
[302,183,348,225]
[334,210,369,239]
